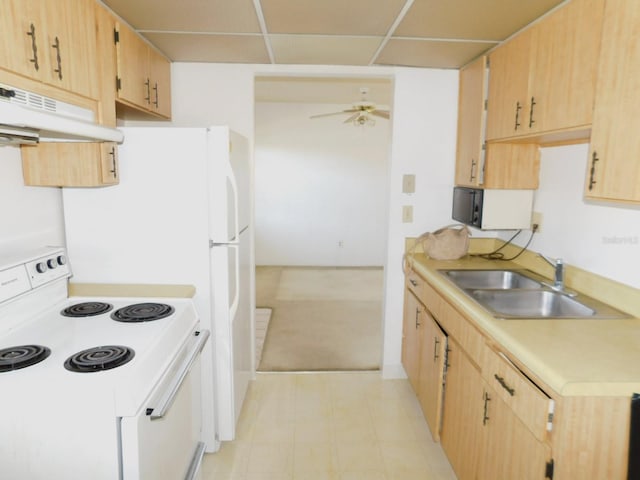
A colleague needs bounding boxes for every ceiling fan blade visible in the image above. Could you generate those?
[370,110,390,119]
[309,108,359,119]
[343,113,360,124]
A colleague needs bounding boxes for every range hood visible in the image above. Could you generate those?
[0,84,124,145]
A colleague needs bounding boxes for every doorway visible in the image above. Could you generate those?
[253,76,392,371]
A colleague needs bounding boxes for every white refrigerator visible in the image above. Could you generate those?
[61,126,254,451]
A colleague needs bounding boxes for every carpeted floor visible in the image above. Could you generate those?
[256,266,384,371]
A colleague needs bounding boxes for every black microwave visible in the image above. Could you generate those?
[452,187,483,228]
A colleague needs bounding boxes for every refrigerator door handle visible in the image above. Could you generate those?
[229,243,240,321]
[225,159,240,243]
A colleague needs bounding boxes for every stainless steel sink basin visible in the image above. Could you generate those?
[469,289,597,318]
[438,268,630,319]
[441,269,543,289]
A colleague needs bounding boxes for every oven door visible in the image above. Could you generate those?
[120,330,209,480]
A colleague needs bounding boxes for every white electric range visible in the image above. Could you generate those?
[0,247,208,479]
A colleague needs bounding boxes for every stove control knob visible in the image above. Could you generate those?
[36,262,47,273]
[56,255,67,266]
[46,258,57,269]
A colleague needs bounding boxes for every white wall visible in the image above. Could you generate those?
[254,101,390,266]
[501,144,640,289]
[0,146,65,256]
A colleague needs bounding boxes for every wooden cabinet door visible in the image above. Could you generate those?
[417,310,446,441]
[0,0,49,82]
[148,48,172,119]
[478,383,552,480]
[402,289,423,393]
[22,142,119,187]
[41,0,99,99]
[586,0,640,203]
[485,30,532,141]
[440,339,485,480]
[455,56,486,187]
[527,0,605,135]
[116,22,151,111]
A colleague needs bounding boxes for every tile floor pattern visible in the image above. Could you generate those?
[202,372,457,480]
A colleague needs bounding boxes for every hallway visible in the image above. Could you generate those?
[255,266,384,371]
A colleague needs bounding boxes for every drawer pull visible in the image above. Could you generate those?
[514,101,522,130]
[433,337,440,362]
[409,279,418,287]
[588,151,599,191]
[26,23,39,71]
[528,96,536,128]
[494,373,516,396]
[415,307,421,329]
[482,390,491,425]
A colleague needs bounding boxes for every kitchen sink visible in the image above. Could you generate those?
[438,268,630,319]
[441,269,544,290]
[468,289,596,318]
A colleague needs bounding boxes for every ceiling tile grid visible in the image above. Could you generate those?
[101,0,565,69]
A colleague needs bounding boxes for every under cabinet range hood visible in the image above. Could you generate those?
[0,84,124,145]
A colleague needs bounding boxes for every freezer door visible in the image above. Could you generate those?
[207,127,250,243]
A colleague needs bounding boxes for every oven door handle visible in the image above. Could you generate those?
[146,329,210,420]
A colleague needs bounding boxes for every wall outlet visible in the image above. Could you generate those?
[532,211,543,233]
[402,174,416,194]
[402,205,413,223]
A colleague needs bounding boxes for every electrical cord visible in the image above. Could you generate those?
[471,225,538,261]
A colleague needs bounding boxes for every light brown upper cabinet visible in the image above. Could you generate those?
[22,142,119,187]
[455,56,540,189]
[486,0,605,142]
[115,22,172,119]
[0,0,99,100]
[586,0,640,203]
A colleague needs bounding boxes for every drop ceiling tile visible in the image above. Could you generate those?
[374,39,497,69]
[102,0,261,32]
[394,0,565,40]
[260,0,406,35]
[269,35,383,66]
[142,33,271,63]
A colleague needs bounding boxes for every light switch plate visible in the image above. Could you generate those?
[402,205,413,223]
[402,174,415,194]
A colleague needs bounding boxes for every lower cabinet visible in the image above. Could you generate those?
[21,142,119,186]
[417,310,447,441]
[439,338,485,480]
[402,270,632,479]
[478,381,552,480]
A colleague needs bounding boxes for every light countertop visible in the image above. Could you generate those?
[408,248,640,397]
[68,283,196,299]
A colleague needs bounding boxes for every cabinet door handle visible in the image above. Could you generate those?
[108,146,117,178]
[482,390,491,426]
[528,96,536,128]
[26,24,39,71]
[51,36,63,80]
[514,101,522,130]
[588,151,599,191]
[494,374,516,396]
[415,307,421,329]
[153,82,159,108]
[433,337,440,362]
[409,279,418,287]
[144,78,151,104]
[469,159,477,182]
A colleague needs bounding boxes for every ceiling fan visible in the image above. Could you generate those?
[309,87,390,126]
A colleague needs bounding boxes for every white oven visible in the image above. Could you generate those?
[0,248,208,479]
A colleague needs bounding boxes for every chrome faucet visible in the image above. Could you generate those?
[538,254,565,291]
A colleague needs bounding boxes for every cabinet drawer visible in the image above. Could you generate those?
[406,270,425,299]
[423,281,484,362]
[481,343,552,441]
